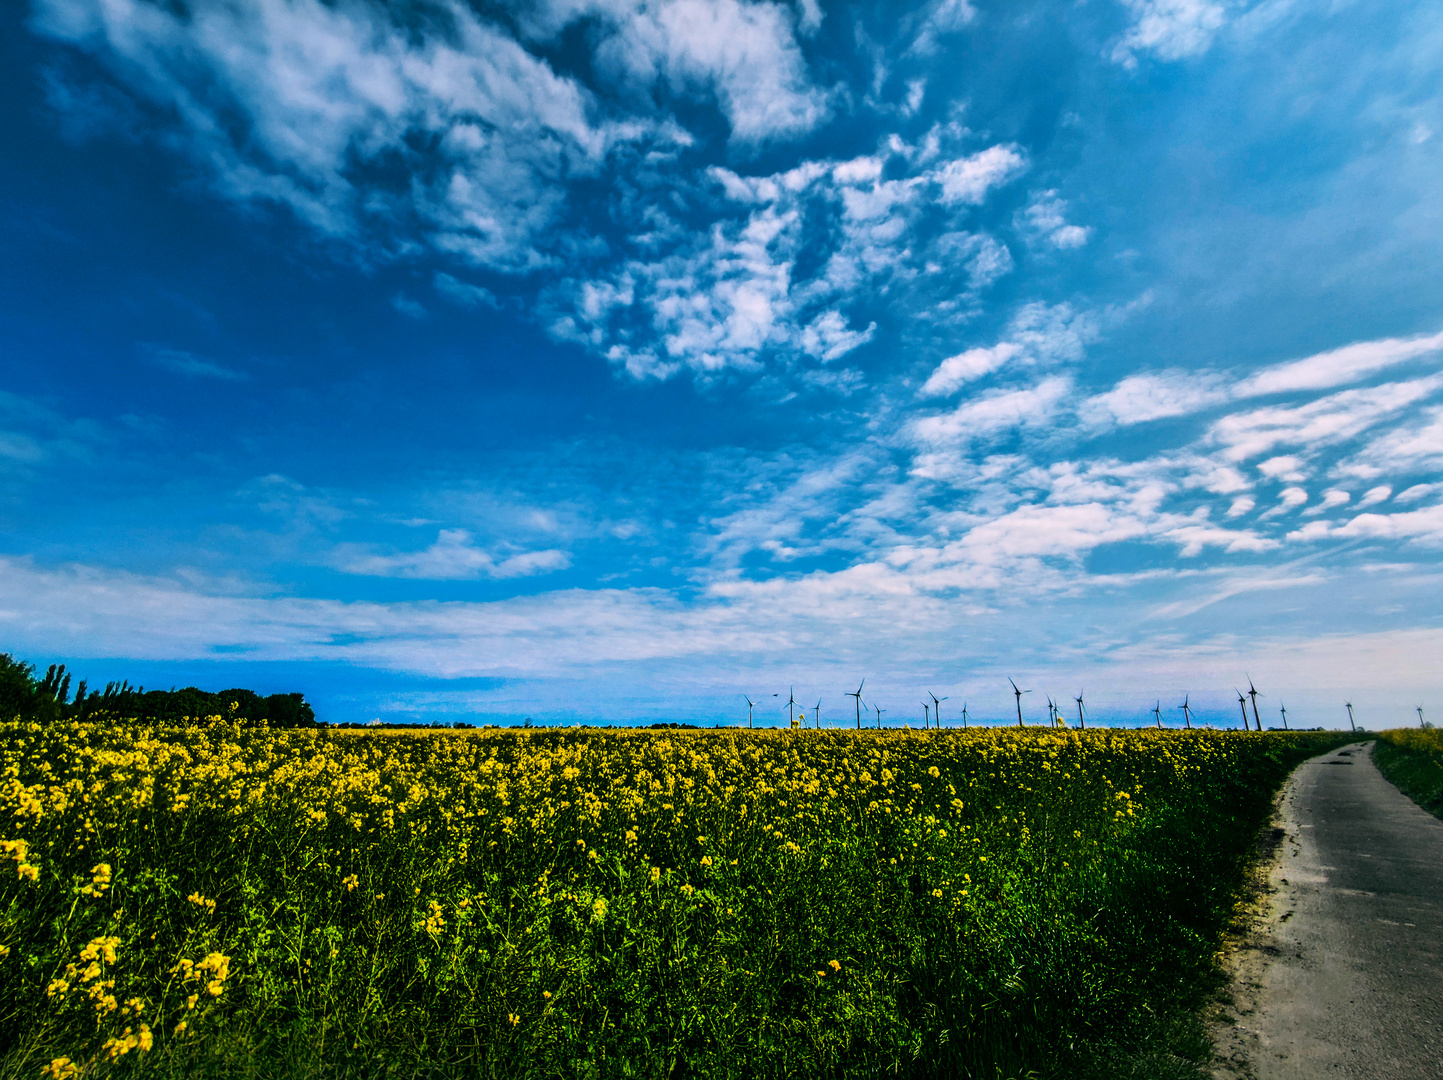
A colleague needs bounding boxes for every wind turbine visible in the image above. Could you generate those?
[1075,691,1086,730]
[873,703,885,729]
[921,702,930,728]
[1153,701,1163,728]
[1046,695,1057,727]
[929,691,947,730]
[1235,690,1249,730]
[1246,677,1262,732]
[848,680,865,729]
[1178,694,1192,730]
[749,692,778,728]
[785,686,797,728]
[1345,702,1356,733]
[814,699,822,729]
[960,702,969,729]
[1009,678,1030,726]
[1419,705,1426,728]
[1279,702,1289,731]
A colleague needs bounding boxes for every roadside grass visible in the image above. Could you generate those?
[1373,729,1443,818]
[0,724,1352,1079]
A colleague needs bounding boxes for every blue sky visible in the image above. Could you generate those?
[1,0,1440,727]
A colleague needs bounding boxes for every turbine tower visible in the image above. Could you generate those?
[814,699,822,729]
[1345,701,1356,733]
[873,703,885,729]
[785,686,798,728]
[1178,694,1192,730]
[1279,703,1289,731]
[960,702,969,729]
[1153,701,1162,728]
[1419,705,1426,728]
[1009,678,1030,727]
[1236,690,1248,730]
[847,680,865,730]
[921,702,930,729]
[1046,695,1057,728]
[1075,691,1085,730]
[1246,677,1262,732]
[929,691,947,730]
[744,695,779,730]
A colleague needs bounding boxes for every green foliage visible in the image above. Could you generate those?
[1374,728,1443,818]
[0,653,315,727]
[0,725,1352,1079]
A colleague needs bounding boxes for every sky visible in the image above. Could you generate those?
[1,0,1441,728]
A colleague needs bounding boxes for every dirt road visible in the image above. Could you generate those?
[1212,741,1443,1079]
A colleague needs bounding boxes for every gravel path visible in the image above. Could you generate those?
[1211,741,1443,1079]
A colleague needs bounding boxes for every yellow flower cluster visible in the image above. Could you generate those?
[173,952,232,998]
[2,837,39,882]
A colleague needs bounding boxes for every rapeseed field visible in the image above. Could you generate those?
[0,722,1350,1079]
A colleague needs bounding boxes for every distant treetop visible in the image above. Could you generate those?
[0,653,316,726]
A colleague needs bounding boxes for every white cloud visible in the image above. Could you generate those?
[1290,504,1443,546]
[964,235,1015,289]
[1301,489,1351,516]
[544,0,829,141]
[1256,455,1307,482]
[902,77,927,117]
[1008,302,1099,365]
[553,138,1032,379]
[795,0,823,35]
[920,343,1023,397]
[909,0,977,54]
[1021,190,1092,249]
[1359,485,1393,507]
[1157,519,1278,557]
[1075,329,1443,436]
[1341,406,1443,476]
[0,391,106,475]
[912,377,1073,445]
[1235,330,1443,398]
[1082,370,1226,426]
[800,310,876,361]
[1207,376,1443,461]
[391,294,427,320]
[1258,486,1308,519]
[1396,484,1439,504]
[33,0,655,272]
[1111,0,1227,67]
[951,501,1148,562]
[434,273,499,309]
[339,529,570,580]
[934,144,1028,204]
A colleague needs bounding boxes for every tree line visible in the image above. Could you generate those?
[0,653,316,726]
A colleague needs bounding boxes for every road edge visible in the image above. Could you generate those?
[1203,741,1369,1079]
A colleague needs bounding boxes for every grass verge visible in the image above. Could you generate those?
[1373,729,1443,818]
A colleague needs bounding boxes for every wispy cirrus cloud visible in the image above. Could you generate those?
[1234,330,1443,398]
[144,346,249,382]
[337,529,570,580]
[33,0,662,270]
[1110,0,1227,67]
[547,137,1029,379]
